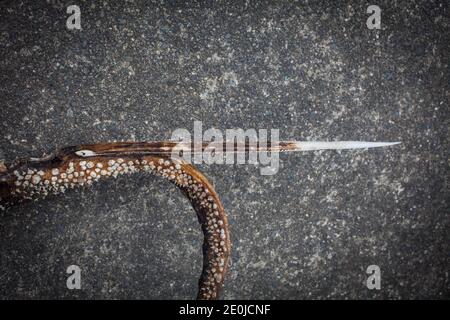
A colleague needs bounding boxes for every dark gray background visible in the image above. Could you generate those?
[0,0,448,299]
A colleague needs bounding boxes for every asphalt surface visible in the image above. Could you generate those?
[0,0,449,299]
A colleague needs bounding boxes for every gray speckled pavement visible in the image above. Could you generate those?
[0,0,448,299]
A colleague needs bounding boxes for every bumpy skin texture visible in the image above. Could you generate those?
[0,142,231,300]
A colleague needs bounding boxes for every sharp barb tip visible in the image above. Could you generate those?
[293,141,401,151]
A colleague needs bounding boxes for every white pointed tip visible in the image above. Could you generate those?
[361,141,402,148]
[294,141,401,151]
